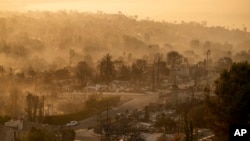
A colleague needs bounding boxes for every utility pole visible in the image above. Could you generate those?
[152,62,155,91]
[174,67,178,108]
[106,103,110,141]
[171,64,178,107]
[206,49,210,70]
[206,49,210,85]
[100,64,104,95]
[156,56,160,88]
[205,50,211,98]
[192,64,198,104]
[97,114,103,141]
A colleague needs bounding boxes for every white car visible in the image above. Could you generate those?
[66,121,79,127]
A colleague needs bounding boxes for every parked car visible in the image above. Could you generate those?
[66,121,79,127]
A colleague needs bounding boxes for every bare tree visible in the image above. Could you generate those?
[75,61,92,84]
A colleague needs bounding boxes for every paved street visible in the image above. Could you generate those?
[74,93,158,141]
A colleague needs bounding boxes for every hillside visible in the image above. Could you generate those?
[0,11,250,70]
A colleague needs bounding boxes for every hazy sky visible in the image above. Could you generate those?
[1,0,250,29]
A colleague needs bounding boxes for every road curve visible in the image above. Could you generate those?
[74,93,158,129]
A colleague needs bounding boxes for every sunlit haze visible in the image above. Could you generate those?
[1,1,250,141]
[0,0,250,29]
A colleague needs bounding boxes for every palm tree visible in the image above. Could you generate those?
[167,51,182,107]
[99,54,115,84]
[167,51,183,84]
[154,53,163,88]
[132,59,147,89]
